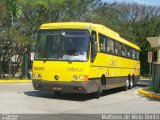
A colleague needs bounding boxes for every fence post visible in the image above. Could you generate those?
[152,64,155,91]
[0,47,1,78]
[23,52,29,79]
[8,49,11,79]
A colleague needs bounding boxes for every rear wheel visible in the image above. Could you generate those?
[132,75,135,87]
[129,76,133,89]
[124,77,129,91]
[54,91,61,96]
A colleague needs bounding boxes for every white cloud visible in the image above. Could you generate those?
[132,0,151,5]
[103,0,160,6]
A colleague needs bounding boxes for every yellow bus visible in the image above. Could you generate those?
[32,22,140,98]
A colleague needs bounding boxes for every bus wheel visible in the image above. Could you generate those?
[54,91,61,96]
[129,77,133,89]
[124,77,129,91]
[94,82,102,99]
[132,75,135,87]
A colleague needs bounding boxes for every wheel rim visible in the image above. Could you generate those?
[130,79,133,87]
[126,79,129,88]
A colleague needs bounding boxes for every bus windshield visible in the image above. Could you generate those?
[35,30,90,61]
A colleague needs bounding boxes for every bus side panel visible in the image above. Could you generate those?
[89,53,140,90]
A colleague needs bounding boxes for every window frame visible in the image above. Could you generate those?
[97,33,139,60]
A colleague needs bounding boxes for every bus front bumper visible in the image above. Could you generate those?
[32,79,99,94]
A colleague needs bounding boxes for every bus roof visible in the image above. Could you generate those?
[40,22,140,51]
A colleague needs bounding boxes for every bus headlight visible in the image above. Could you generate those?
[33,74,38,79]
[79,76,83,80]
[73,75,88,81]
[73,75,78,80]
[33,73,42,79]
[38,74,42,79]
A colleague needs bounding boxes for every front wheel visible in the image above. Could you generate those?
[94,82,103,99]
[94,86,101,99]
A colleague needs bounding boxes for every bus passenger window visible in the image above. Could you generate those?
[132,49,136,59]
[126,46,131,57]
[99,34,105,52]
[107,38,114,53]
[128,47,132,58]
[115,41,122,55]
[115,48,118,54]
[137,52,139,60]
[135,51,139,60]
[121,44,127,56]
[105,37,109,52]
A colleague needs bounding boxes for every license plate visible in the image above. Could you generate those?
[52,87,62,91]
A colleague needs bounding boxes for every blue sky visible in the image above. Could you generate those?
[103,0,160,6]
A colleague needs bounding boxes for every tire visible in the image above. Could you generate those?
[129,77,133,89]
[54,91,61,96]
[124,77,129,91]
[94,81,103,99]
[94,86,101,99]
[132,75,135,87]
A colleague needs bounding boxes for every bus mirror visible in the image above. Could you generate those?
[91,41,98,62]
[90,31,97,62]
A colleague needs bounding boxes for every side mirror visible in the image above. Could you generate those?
[91,41,98,62]
[90,31,98,62]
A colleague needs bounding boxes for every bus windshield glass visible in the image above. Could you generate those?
[35,30,90,61]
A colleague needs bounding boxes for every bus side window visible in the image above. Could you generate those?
[115,41,122,55]
[129,47,132,58]
[126,46,131,57]
[105,37,109,52]
[132,49,136,59]
[99,34,105,52]
[135,50,139,60]
[98,34,105,52]
[107,38,114,54]
[138,51,139,60]
[115,41,118,54]
[121,44,126,56]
